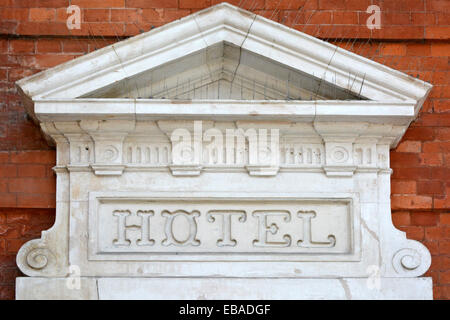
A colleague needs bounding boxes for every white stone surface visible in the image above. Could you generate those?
[16,277,432,300]
[14,3,433,300]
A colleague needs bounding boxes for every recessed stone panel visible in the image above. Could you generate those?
[89,195,357,261]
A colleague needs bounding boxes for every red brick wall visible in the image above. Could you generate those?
[0,0,448,300]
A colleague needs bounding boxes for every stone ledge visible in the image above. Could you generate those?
[16,277,432,300]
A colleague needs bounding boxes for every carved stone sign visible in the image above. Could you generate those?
[14,4,433,299]
[89,195,356,259]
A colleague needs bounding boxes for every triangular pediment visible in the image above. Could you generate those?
[16,3,431,111]
[82,41,364,101]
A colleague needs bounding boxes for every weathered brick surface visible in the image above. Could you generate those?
[0,208,54,300]
[0,0,448,300]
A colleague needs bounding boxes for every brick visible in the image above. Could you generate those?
[0,153,9,164]
[265,0,309,10]
[380,0,425,11]
[0,225,20,239]
[36,39,61,53]
[440,240,450,255]
[372,26,425,40]
[431,168,450,181]
[126,0,177,8]
[6,239,27,253]
[419,153,443,166]
[426,26,450,40]
[307,11,332,24]
[434,194,450,210]
[429,255,442,271]
[83,22,126,37]
[414,114,450,127]
[10,39,34,53]
[0,194,16,207]
[380,43,407,56]
[391,180,416,194]
[390,153,420,167]
[28,209,55,225]
[411,212,439,226]
[6,211,30,224]
[427,0,450,11]
[406,43,431,56]
[212,0,266,10]
[391,211,410,226]
[17,164,46,177]
[332,11,358,25]
[179,0,211,9]
[438,286,450,300]
[436,12,450,25]
[0,164,17,177]
[423,240,439,255]
[382,12,411,25]
[14,0,69,7]
[20,222,54,237]
[0,285,14,300]
[10,151,55,164]
[0,180,7,193]
[434,100,450,113]
[431,43,450,56]
[9,178,56,194]
[310,24,371,39]
[433,71,450,85]
[398,226,424,241]
[62,39,89,53]
[29,8,55,22]
[16,193,56,208]
[83,9,111,22]
[164,8,191,21]
[391,195,433,210]
[425,226,446,240]
[111,8,141,22]
[72,0,125,8]
[8,67,36,82]
[441,256,450,270]
[395,140,421,153]
[423,141,450,153]
[424,270,439,284]
[420,57,449,71]
[441,213,450,225]
[0,8,29,21]
[411,12,436,26]
[441,271,450,284]
[417,181,444,195]
[17,21,71,36]
[140,8,161,22]
[0,255,16,268]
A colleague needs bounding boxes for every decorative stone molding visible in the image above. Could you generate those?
[14,3,433,299]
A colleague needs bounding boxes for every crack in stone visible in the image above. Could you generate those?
[338,278,352,300]
[361,216,383,267]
